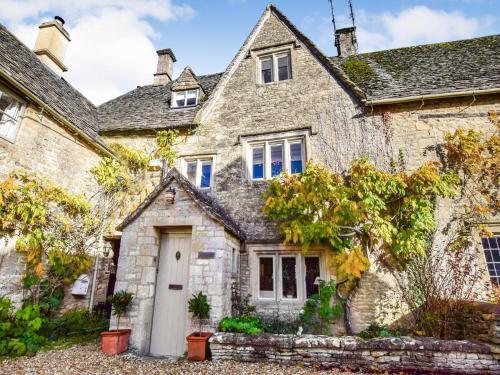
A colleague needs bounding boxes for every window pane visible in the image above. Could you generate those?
[278,55,290,81]
[305,257,320,298]
[259,257,274,298]
[186,161,197,184]
[200,160,212,188]
[0,92,22,140]
[270,144,283,177]
[290,142,303,174]
[252,146,264,179]
[186,90,197,106]
[261,58,273,83]
[282,257,297,299]
[174,92,185,107]
[481,236,500,286]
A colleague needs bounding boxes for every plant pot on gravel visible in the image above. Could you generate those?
[186,291,211,361]
[101,290,133,355]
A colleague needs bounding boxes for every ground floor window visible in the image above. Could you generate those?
[257,253,321,301]
[482,236,500,285]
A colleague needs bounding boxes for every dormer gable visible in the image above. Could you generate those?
[171,67,205,108]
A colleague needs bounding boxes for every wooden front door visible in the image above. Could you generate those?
[150,231,191,357]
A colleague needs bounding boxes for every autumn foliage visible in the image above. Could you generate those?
[263,127,498,283]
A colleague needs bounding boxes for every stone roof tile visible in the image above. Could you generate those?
[0,23,108,149]
[97,73,221,133]
[331,35,500,102]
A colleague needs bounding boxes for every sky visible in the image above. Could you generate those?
[0,0,498,105]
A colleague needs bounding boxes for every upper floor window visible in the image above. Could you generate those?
[172,89,198,108]
[0,86,25,142]
[182,157,213,189]
[482,236,500,285]
[259,52,291,84]
[248,138,304,180]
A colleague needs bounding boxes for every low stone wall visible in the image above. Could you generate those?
[209,333,500,374]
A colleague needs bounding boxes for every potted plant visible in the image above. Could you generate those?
[101,290,133,355]
[186,291,211,361]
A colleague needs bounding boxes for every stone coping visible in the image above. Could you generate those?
[210,332,492,352]
[209,333,500,374]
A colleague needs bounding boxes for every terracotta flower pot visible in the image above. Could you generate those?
[101,329,131,355]
[186,332,212,361]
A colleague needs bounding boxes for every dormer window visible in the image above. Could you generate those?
[259,52,291,84]
[172,89,198,108]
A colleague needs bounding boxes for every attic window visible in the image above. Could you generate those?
[259,52,291,84]
[172,89,198,108]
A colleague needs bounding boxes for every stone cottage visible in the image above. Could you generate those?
[1,4,499,357]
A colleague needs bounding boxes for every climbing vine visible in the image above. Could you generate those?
[0,171,96,307]
[262,127,498,333]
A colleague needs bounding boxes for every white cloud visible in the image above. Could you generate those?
[0,0,195,104]
[356,6,489,53]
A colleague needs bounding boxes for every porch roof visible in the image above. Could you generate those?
[116,168,246,241]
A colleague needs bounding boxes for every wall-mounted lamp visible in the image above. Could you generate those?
[166,187,176,204]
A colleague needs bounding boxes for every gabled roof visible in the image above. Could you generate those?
[331,35,500,103]
[171,67,203,93]
[97,73,221,133]
[117,168,246,240]
[197,4,365,123]
[0,23,108,151]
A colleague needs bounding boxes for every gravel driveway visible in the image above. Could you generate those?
[0,342,372,375]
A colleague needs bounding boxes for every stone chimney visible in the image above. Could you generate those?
[34,16,70,76]
[335,26,357,57]
[154,49,177,85]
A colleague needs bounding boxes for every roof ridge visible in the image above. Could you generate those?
[356,34,500,57]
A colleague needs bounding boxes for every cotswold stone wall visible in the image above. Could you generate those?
[112,180,240,354]
[100,12,499,333]
[210,333,500,374]
[0,105,101,307]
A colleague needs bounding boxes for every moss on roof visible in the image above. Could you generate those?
[334,35,500,100]
[340,56,376,86]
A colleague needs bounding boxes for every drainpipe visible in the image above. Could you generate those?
[88,252,99,311]
[89,197,110,311]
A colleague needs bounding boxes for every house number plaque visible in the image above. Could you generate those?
[175,251,181,261]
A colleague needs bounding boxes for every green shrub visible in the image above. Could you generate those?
[107,290,133,328]
[299,280,343,335]
[219,316,262,334]
[260,313,301,334]
[0,297,48,357]
[188,292,211,334]
[53,308,108,337]
[359,322,400,339]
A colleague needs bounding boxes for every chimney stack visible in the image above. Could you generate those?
[154,49,177,85]
[335,26,357,57]
[34,16,70,76]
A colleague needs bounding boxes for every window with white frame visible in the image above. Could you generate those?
[248,138,304,180]
[182,157,213,189]
[259,52,291,84]
[172,89,198,108]
[482,236,500,285]
[0,86,25,142]
[257,254,321,301]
